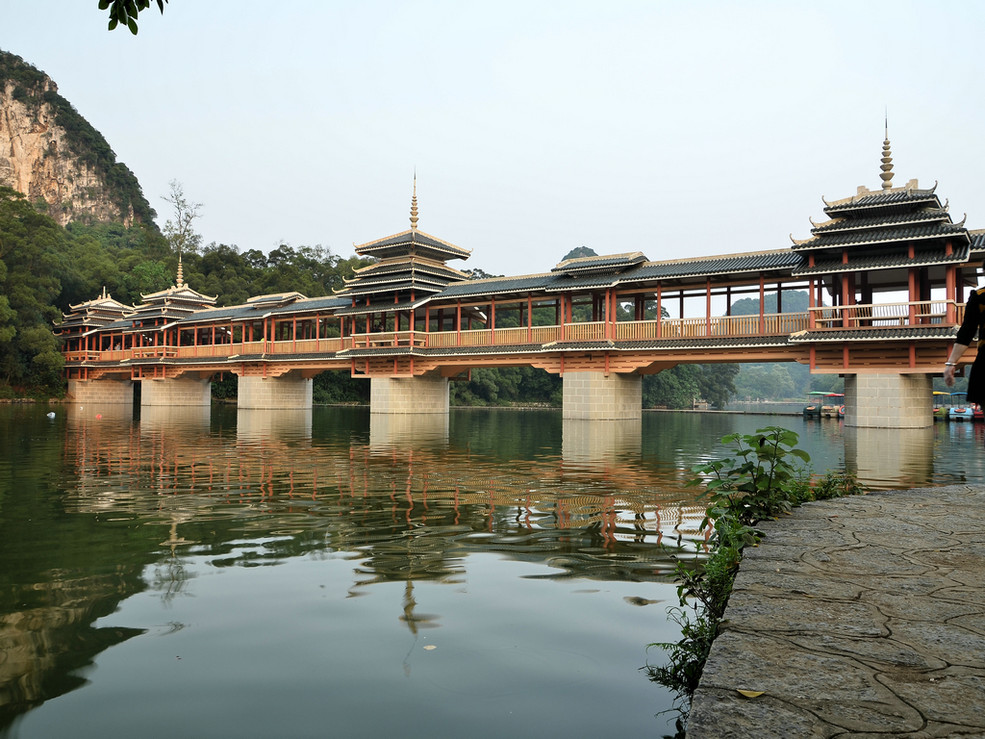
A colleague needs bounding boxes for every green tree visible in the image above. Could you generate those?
[696,364,739,409]
[643,366,701,409]
[0,187,67,391]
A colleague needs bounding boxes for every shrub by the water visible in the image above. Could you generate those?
[644,427,865,736]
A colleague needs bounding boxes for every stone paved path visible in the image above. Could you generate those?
[687,485,985,738]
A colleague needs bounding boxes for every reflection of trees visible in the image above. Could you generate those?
[0,410,153,729]
[0,576,145,729]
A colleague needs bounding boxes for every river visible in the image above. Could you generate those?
[1,403,982,738]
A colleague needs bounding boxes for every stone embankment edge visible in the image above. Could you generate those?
[687,484,985,738]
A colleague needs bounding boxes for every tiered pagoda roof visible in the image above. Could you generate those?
[127,261,218,330]
[56,288,133,336]
[335,180,470,312]
[789,129,973,279]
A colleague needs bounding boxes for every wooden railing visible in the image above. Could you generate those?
[810,300,954,329]
[348,331,426,349]
[65,305,958,365]
[615,313,808,341]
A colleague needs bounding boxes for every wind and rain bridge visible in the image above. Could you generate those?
[57,137,983,430]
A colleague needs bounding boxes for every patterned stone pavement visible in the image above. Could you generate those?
[687,485,985,738]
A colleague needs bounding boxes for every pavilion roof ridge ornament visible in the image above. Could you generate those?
[410,172,419,231]
[880,116,894,190]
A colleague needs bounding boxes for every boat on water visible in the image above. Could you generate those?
[821,393,845,418]
[803,391,826,418]
[947,392,983,422]
[804,391,845,418]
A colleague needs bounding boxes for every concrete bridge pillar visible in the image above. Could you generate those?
[67,378,134,406]
[370,376,449,414]
[141,377,212,407]
[562,371,642,421]
[238,374,313,410]
[843,373,933,428]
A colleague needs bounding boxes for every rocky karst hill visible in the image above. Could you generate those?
[0,50,156,228]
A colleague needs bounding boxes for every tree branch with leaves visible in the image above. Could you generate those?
[99,0,167,35]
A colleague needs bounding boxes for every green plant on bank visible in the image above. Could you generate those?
[644,427,864,737]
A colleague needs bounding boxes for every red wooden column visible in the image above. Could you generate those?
[758,275,765,334]
[907,243,917,325]
[527,295,533,342]
[490,299,496,345]
[656,284,662,338]
[606,289,613,340]
[840,250,851,328]
[705,278,712,336]
[808,277,816,330]
[559,296,566,341]
[945,241,957,323]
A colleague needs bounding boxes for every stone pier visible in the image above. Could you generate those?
[67,378,134,406]
[140,377,212,407]
[561,371,642,421]
[843,372,933,428]
[369,375,449,414]
[237,374,313,410]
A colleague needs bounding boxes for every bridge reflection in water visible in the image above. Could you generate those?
[843,425,935,489]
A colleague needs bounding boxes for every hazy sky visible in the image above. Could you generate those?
[3,1,985,278]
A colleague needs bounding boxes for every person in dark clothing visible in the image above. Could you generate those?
[945,286,985,404]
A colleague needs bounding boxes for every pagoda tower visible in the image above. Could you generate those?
[789,127,981,427]
[334,178,472,341]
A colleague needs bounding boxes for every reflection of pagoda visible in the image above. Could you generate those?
[333,179,474,337]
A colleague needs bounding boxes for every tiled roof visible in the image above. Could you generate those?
[438,273,559,299]
[334,297,431,316]
[354,228,471,261]
[809,208,951,235]
[792,244,971,276]
[437,250,804,299]
[611,335,793,351]
[552,252,648,275]
[969,229,985,255]
[789,326,957,342]
[350,258,468,280]
[628,251,802,281]
[336,280,448,297]
[792,221,970,251]
[822,188,940,216]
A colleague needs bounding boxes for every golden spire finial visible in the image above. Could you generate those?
[880,113,894,190]
[176,255,184,288]
[409,172,419,230]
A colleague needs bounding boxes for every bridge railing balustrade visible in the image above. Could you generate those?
[810,300,954,330]
[563,322,605,342]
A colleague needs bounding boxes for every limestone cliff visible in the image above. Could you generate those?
[0,50,156,228]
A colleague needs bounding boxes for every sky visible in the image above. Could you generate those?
[3,1,985,279]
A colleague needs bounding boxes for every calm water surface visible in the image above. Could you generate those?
[1,404,983,738]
